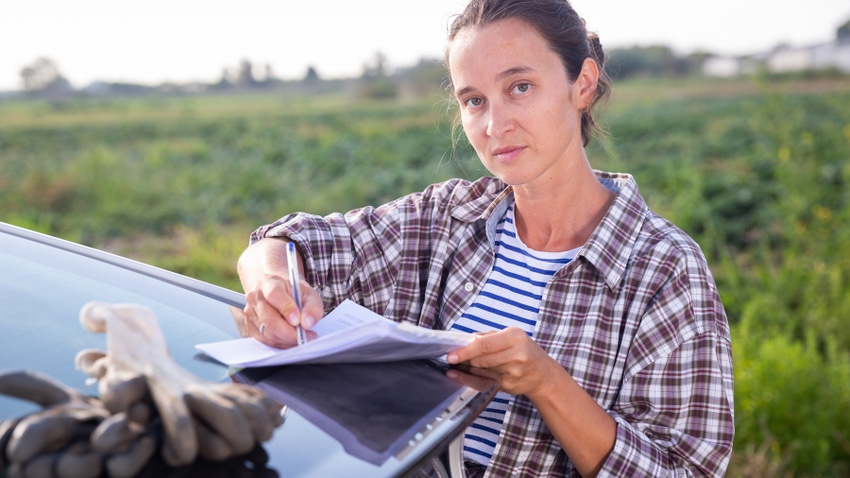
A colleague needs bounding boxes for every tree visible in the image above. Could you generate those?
[358,52,397,99]
[606,46,689,80]
[303,65,320,83]
[19,57,72,94]
[264,63,277,84]
[236,59,258,88]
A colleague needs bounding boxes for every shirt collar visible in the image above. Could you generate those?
[450,177,512,223]
[449,172,648,292]
[581,171,647,292]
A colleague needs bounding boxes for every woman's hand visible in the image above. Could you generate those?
[243,273,323,348]
[447,327,617,476]
[445,327,559,398]
[238,239,324,349]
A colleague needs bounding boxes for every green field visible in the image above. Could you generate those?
[2,76,850,476]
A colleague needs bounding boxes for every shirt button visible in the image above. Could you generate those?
[464,282,474,292]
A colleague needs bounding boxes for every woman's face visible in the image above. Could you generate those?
[448,18,596,188]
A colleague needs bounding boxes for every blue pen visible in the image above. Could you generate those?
[286,242,307,345]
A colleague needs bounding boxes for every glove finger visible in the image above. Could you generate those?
[127,400,154,426]
[1,418,22,469]
[105,434,157,478]
[145,382,197,467]
[192,416,234,462]
[20,452,59,478]
[217,384,285,431]
[100,374,149,414]
[90,412,144,453]
[214,386,276,443]
[7,411,81,463]
[74,349,108,380]
[0,370,75,407]
[184,389,254,456]
[56,442,104,478]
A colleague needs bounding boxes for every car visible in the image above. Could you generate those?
[0,221,497,477]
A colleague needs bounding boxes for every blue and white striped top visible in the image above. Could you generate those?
[449,203,579,466]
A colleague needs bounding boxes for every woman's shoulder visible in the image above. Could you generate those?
[595,171,708,270]
[639,211,710,273]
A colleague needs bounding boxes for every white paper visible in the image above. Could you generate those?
[195,299,473,367]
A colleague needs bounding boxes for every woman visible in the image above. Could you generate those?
[237,0,734,476]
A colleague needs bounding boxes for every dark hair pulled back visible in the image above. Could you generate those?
[446,0,610,146]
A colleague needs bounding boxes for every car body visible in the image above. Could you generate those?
[0,222,497,477]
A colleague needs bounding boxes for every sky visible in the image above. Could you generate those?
[2,0,850,92]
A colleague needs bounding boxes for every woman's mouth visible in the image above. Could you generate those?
[491,146,525,162]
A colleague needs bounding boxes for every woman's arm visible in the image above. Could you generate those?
[446,329,616,477]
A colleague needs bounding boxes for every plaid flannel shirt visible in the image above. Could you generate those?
[251,171,735,477]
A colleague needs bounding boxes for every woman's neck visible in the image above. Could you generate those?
[512,168,615,252]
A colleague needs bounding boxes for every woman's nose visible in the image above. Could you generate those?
[486,101,515,138]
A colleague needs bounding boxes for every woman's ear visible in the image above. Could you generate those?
[573,58,599,110]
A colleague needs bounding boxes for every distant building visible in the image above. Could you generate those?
[702,56,747,78]
[703,37,850,77]
[766,40,850,73]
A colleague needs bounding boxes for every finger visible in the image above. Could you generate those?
[243,284,286,336]
[444,367,499,391]
[446,328,526,366]
[252,318,299,349]
[445,333,499,365]
[297,284,324,329]
[256,275,298,323]
[249,296,299,348]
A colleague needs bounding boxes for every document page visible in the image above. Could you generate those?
[196,299,473,367]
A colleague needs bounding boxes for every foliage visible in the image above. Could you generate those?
[730,318,850,476]
[606,45,691,80]
[2,77,850,475]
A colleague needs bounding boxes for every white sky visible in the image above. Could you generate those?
[2,0,849,91]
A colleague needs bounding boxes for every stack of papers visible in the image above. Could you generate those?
[196,299,473,367]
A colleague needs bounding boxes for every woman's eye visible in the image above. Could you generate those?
[465,97,484,108]
[513,83,530,94]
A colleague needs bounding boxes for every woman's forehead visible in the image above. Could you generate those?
[448,19,556,84]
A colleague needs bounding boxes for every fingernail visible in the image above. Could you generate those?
[301,314,315,329]
[287,312,300,326]
[446,353,458,364]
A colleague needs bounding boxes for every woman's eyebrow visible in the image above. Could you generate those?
[455,66,534,99]
[497,66,533,81]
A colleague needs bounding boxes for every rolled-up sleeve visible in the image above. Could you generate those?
[603,334,734,476]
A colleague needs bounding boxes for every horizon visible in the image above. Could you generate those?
[3,0,850,92]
